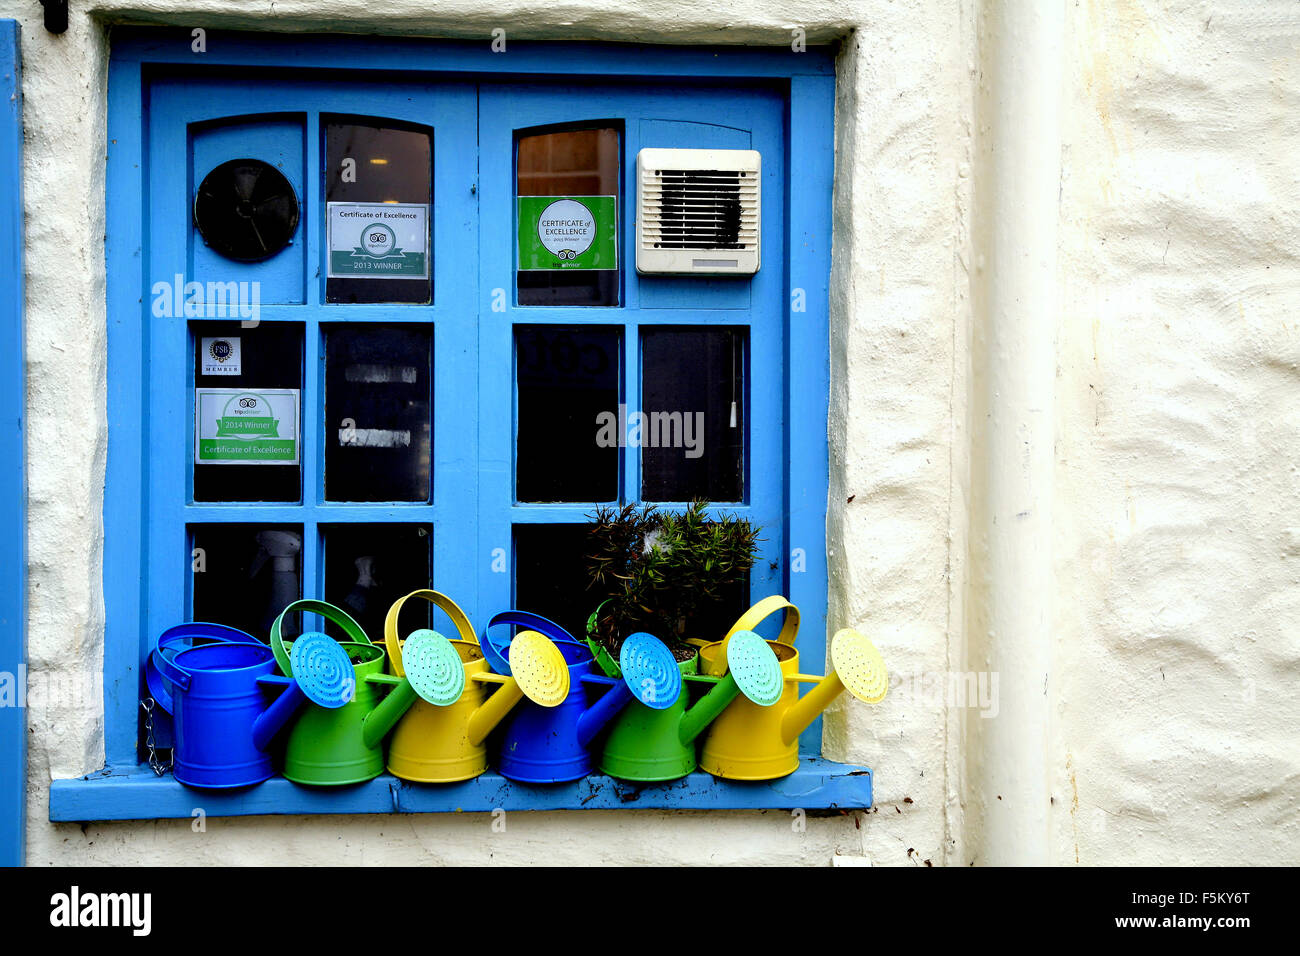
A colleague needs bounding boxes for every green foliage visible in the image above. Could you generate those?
[585,500,760,658]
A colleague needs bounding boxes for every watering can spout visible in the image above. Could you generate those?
[465,672,524,746]
[252,631,358,753]
[575,676,632,747]
[779,672,846,745]
[465,629,572,746]
[780,629,890,745]
[251,674,303,752]
[577,632,683,748]
[360,675,416,750]
[677,674,742,745]
[682,629,786,745]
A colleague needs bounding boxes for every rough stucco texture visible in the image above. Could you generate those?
[3,0,967,866]
[1052,0,1300,864]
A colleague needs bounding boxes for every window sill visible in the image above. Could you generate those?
[50,758,871,822]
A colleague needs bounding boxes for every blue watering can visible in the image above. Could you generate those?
[148,623,353,789]
[482,611,612,783]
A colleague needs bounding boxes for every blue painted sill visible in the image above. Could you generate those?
[50,758,871,821]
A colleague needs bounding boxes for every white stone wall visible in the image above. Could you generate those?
[1051,0,1300,866]
[3,0,1295,865]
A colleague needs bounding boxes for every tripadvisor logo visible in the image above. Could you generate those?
[354,222,405,260]
[50,886,152,936]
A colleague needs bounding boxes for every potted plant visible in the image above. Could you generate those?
[583,499,760,675]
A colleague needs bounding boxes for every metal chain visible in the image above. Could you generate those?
[140,697,172,776]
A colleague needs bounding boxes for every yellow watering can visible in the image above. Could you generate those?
[696,597,889,780]
[382,589,569,782]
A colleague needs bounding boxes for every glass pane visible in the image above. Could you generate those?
[516,126,620,307]
[640,328,745,502]
[191,524,303,639]
[325,118,432,304]
[513,524,594,640]
[193,322,302,503]
[516,326,620,503]
[323,524,432,643]
[325,326,432,502]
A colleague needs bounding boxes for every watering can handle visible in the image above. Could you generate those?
[157,621,264,657]
[271,600,370,677]
[718,596,801,659]
[146,648,186,713]
[148,621,264,712]
[486,610,576,646]
[383,589,477,679]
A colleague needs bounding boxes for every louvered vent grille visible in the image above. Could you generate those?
[636,148,760,275]
[641,168,758,251]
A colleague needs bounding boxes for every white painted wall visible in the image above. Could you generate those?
[4,0,1295,865]
[1050,0,1300,866]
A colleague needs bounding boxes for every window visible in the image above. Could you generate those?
[50,31,852,821]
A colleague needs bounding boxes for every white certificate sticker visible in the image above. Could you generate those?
[195,388,300,465]
[327,202,429,279]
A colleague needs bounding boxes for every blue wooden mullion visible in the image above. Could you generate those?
[624,320,640,504]
[786,75,835,754]
[102,55,148,769]
[477,86,516,620]
[145,87,194,733]
[428,84,481,608]
[0,19,26,864]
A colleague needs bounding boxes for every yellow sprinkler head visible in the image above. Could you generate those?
[508,630,571,707]
[830,628,889,704]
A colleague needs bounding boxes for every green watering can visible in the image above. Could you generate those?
[269,599,461,786]
[578,630,785,782]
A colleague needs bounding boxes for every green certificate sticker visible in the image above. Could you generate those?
[196,388,300,464]
[517,196,617,271]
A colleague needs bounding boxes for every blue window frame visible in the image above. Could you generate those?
[49,29,864,821]
[0,19,26,860]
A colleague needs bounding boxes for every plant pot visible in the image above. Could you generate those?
[585,601,622,678]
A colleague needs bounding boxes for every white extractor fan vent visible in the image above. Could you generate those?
[636,148,760,275]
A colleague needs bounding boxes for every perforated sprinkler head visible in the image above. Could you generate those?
[402,629,467,707]
[508,630,570,707]
[290,632,356,709]
[726,630,784,707]
[830,628,889,703]
[618,632,682,710]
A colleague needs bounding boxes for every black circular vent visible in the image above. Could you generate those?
[193,159,300,262]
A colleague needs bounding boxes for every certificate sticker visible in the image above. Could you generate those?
[196,388,300,465]
[517,196,617,271]
[327,202,429,279]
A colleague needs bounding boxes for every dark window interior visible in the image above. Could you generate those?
[640,327,745,502]
[515,325,620,503]
[322,524,432,643]
[191,524,303,639]
[324,325,432,503]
